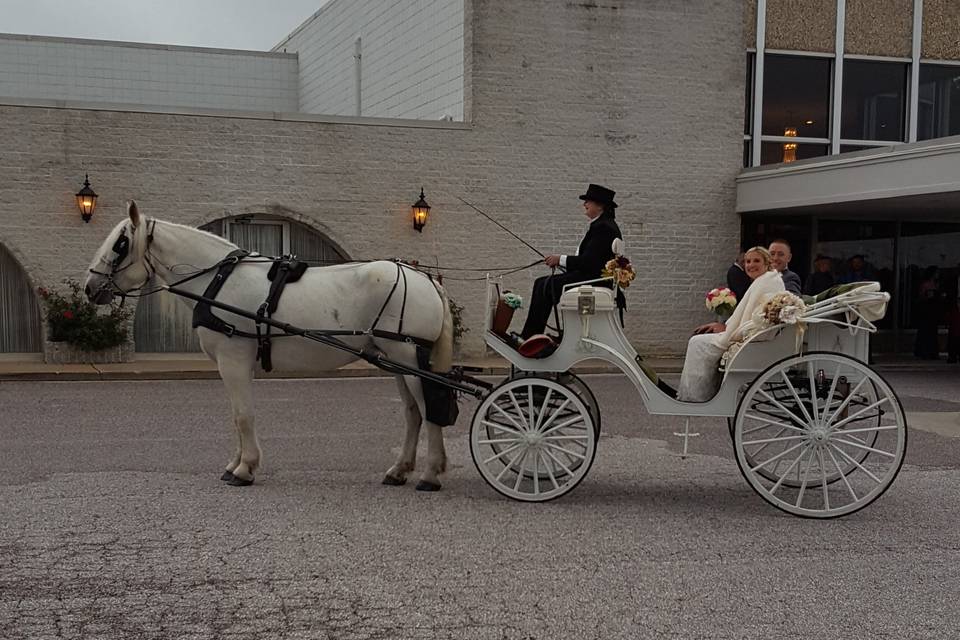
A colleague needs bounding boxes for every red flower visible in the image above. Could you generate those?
[62,310,74,320]
[616,256,630,268]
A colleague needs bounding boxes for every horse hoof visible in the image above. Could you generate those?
[227,476,254,487]
[220,471,235,482]
[382,475,406,486]
[415,480,442,492]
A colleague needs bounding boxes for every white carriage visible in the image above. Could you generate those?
[471,278,907,519]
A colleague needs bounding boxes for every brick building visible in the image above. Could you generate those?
[0,0,957,362]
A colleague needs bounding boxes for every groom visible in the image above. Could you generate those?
[519,184,623,341]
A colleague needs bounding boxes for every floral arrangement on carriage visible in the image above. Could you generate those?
[755,291,807,328]
[705,286,737,321]
[492,291,523,338]
[602,255,636,288]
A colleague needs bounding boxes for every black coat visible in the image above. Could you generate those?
[726,263,751,303]
[565,212,623,279]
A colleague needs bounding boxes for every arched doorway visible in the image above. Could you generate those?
[0,244,41,354]
[134,215,349,353]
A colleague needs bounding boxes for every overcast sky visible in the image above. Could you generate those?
[0,0,331,51]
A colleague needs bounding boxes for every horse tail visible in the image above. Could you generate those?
[430,284,454,373]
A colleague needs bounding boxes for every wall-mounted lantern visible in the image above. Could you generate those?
[75,174,98,223]
[412,187,430,232]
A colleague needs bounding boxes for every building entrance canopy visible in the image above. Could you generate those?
[737,135,960,219]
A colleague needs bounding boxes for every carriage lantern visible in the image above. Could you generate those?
[75,174,98,223]
[412,188,430,232]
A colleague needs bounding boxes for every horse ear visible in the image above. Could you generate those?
[127,200,141,228]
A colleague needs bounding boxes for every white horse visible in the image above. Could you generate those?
[84,201,455,490]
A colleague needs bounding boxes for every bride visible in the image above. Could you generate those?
[677,247,785,402]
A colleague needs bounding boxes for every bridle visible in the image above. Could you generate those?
[88,218,159,303]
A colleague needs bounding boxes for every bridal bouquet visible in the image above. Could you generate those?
[705,287,737,319]
[602,255,636,288]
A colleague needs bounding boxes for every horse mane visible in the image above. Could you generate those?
[153,219,238,251]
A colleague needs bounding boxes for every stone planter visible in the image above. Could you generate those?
[44,341,133,364]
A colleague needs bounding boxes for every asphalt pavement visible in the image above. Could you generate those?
[1,372,958,639]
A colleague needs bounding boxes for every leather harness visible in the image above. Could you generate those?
[192,254,433,372]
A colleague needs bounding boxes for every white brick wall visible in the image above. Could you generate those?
[0,34,299,112]
[0,0,744,358]
[275,0,464,120]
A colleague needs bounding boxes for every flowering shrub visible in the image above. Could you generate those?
[38,280,131,351]
[602,255,636,288]
[706,287,737,317]
[448,297,468,345]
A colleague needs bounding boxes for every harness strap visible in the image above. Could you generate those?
[255,258,309,372]
[192,250,256,338]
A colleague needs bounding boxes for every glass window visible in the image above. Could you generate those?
[918,64,960,140]
[840,60,907,142]
[760,142,828,165]
[762,55,831,139]
[744,140,751,168]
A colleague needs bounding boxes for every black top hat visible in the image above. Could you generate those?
[579,183,617,208]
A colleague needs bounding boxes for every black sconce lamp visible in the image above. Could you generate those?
[412,187,430,232]
[75,174,98,223]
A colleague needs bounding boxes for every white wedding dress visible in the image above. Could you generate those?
[677,270,785,402]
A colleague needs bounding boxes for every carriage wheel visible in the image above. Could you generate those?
[730,374,881,489]
[471,376,597,502]
[732,352,907,519]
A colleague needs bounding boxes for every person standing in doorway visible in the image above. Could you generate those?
[804,254,835,296]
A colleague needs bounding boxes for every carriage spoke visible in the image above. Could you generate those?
[794,446,816,508]
[539,450,560,490]
[543,447,576,478]
[828,397,891,431]
[823,376,869,426]
[541,414,587,437]
[508,390,529,430]
[544,442,587,461]
[818,449,830,510]
[536,398,572,434]
[766,444,810,495]
[830,437,897,458]
[828,443,883,484]
[757,390,809,429]
[490,404,526,431]
[513,450,529,492]
[827,445,858,502]
[483,442,523,466]
[749,440,806,473]
[744,427,790,459]
[822,362,843,422]
[543,434,591,441]
[807,361,820,423]
[534,388,555,431]
[481,420,524,437]
[496,446,527,482]
[478,437,521,445]
[743,413,808,434]
[831,424,899,436]
[781,371,814,425]
[533,448,540,495]
[742,434,807,447]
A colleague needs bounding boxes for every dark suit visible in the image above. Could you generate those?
[521,211,622,338]
[781,268,802,295]
[726,263,751,303]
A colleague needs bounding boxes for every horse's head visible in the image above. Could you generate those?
[84,200,154,305]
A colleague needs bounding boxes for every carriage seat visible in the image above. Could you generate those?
[558,285,617,312]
